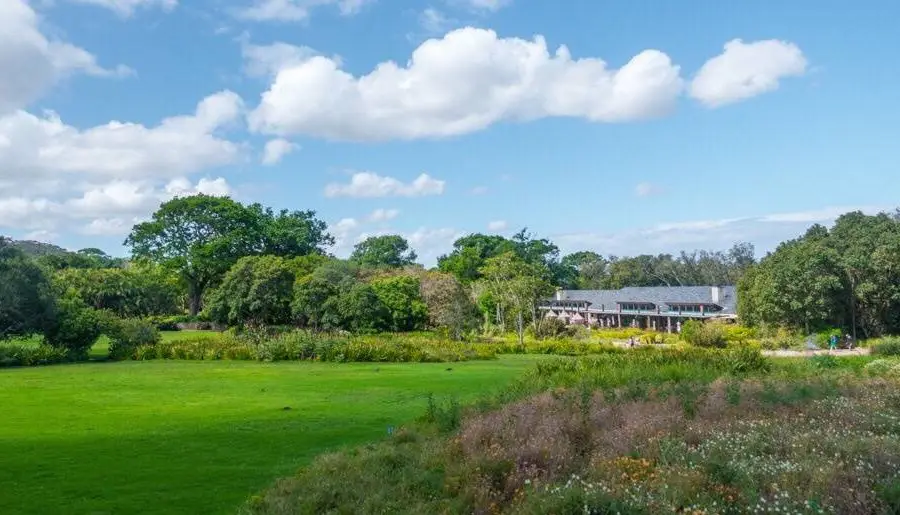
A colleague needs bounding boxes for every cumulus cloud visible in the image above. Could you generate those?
[66,0,177,17]
[324,172,446,198]
[0,90,243,237]
[488,220,508,231]
[0,0,132,115]
[261,138,298,165]
[0,90,243,188]
[0,177,233,237]
[690,39,807,107]
[249,27,684,141]
[237,0,374,22]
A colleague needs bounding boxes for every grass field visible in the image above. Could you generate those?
[0,350,543,515]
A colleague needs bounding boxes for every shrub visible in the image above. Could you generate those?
[43,297,104,358]
[0,343,71,368]
[532,317,576,339]
[815,327,843,348]
[107,318,162,360]
[680,320,726,348]
[872,336,900,356]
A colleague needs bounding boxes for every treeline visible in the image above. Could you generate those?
[739,210,900,337]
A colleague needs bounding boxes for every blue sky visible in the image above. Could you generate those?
[1,0,898,265]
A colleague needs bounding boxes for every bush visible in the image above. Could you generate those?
[128,331,497,363]
[0,343,71,368]
[815,328,843,348]
[43,297,104,358]
[680,320,726,348]
[872,336,900,356]
[107,318,162,360]
[532,317,576,339]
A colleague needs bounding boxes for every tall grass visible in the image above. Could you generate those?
[128,330,497,363]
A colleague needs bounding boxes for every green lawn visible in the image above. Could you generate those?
[0,354,542,515]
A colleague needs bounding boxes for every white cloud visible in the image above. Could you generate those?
[66,0,177,17]
[237,0,373,22]
[690,39,807,107]
[470,186,489,195]
[0,90,243,187]
[249,27,684,141]
[367,208,399,222]
[242,41,318,78]
[0,177,232,237]
[635,181,663,197]
[488,220,508,231]
[261,138,298,165]
[0,0,132,115]
[324,172,446,198]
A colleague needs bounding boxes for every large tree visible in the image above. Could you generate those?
[420,271,478,340]
[0,239,55,339]
[350,235,417,268]
[125,195,332,315]
[479,251,552,346]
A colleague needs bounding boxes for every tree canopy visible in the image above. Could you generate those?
[350,235,417,268]
[125,195,332,315]
[0,238,55,339]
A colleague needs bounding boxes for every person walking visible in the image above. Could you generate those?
[829,334,838,351]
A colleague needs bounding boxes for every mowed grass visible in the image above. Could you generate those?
[0,345,543,515]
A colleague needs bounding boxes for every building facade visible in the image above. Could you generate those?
[541,285,737,333]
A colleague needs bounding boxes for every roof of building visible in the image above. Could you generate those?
[551,285,737,315]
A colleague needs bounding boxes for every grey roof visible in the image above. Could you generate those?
[552,285,737,315]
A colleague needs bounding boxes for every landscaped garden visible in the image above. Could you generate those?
[4,203,900,513]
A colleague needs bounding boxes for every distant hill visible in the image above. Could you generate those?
[9,239,72,257]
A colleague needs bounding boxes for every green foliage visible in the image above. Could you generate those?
[336,282,390,333]
[0,342,72,367]
[42,296,104,357]
[419,271,478,340]
[370,275,428,332]
[205,255,295,327]
[0,239,55,339]
[872,336,900,356]
[350,235,417,268]
[680,320,727,348]
[125,196,332,315]
[129,331,497,363]
[107,318,162,360]
[54,264,181,318]
[531,317,576,339]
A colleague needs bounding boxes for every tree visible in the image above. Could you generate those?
[559,251,607,289]
[54,265,181,318]
[205,256,296,327]
[420,271,478,340]
[738,237,845,332]
[350,235,417,268]
[336,282,390,333]
[480,251,552,346]
[0,239,54,339]
[125,195,332,315]
[370,275,428,332]
[437,234,516,282]
[43,295,105,358]
[292,261,359,331]
[251,205,335,256]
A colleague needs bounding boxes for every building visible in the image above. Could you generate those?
[541,285,737,333]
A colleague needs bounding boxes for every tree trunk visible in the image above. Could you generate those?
[188,284,203,316]
[517,311,524,348]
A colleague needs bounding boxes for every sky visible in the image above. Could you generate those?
[1,0,898,265]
